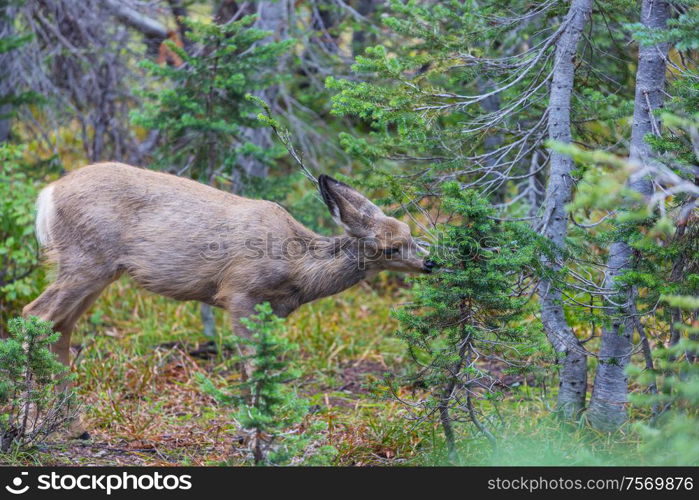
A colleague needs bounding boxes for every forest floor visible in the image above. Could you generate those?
[3,276,646,466]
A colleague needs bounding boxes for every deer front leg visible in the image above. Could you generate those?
[226,294,294,390]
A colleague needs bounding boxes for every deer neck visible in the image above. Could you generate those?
[294,234,368,304]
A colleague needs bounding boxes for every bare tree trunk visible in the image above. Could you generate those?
[11,1,142,162]
[103,0,168,56]
[0,104,9,142]
[238,0,290,181]
[214,0,250,24]
[310,0,341,53]
[203,1,289,333]
[537,0,593,419]
[587,0,669,431]
[0,12,14,143]
[480,85,507,204]
[351,0,382,55]
[103,0,167,39]
[201,303,216,339]
[167,0,190,48]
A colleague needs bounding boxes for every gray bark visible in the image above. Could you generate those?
[351,0,382,55]
[7,1,141,161]
[206,1,289,328]
[103,0,168,56]
[0,13,13,143]
[238,1,290,181]
[167,0,190,48]
[201,303,216,339]
[587,0,669,431]
[0,104,10,142]
[538,0,593,419]
[214,0,250,24]
[311,0,341,54]
[103,0,167,39]
[481,86,507,203]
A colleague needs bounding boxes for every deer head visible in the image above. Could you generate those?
[318,175,435,274]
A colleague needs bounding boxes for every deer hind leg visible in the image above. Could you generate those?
[23,274,113,439]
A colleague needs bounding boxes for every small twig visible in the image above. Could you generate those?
[250,95,318,187]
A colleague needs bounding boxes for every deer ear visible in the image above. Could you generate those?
[318,174,382,237]
[318,174,341,220]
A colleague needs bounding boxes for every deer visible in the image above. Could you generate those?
[23,162,435,438]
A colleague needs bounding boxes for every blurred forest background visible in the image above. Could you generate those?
[0,0,698,465]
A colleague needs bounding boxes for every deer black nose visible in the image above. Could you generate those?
[423,260,436,272]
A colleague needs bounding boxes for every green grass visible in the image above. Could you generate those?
[0,275,689,466]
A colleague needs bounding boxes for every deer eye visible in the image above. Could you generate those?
[383,247,399,256]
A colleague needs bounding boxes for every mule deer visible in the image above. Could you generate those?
[23,163,434,437]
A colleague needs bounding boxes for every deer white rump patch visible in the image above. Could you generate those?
[35,184,55,247]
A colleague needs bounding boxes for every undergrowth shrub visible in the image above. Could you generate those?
[629,295,699,466]
[0,316,77,452]
[0,145,43,333]
[197,302,336,465]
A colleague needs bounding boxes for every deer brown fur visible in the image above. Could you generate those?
[23,162,433,436]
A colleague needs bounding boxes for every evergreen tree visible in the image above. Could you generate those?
[198,303,335,465]
[0,316,76,451]
[393,185,544,462]
[630,294,699,466]
[133,15,293,189]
